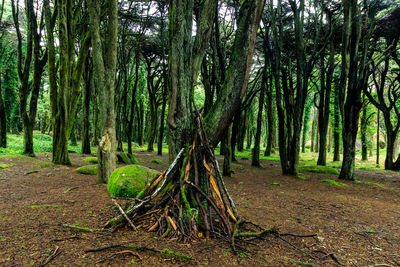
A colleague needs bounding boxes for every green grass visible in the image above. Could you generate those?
[0,133,85,155]
[320,179,346,187]
[299,165,339,175]
[270,182,280,186]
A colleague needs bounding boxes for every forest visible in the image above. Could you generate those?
[0,0,400,266]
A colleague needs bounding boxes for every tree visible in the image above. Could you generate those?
[364,37,400,170]
[12,0,47,156]
[45,0,90,164]
[88,0,118,183]
[338,0,375,180]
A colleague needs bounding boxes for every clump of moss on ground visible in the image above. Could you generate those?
[84,157,98,163]
[150,158,162,164]
[74,165,98,175]
[321,179,346,187]
[117,152,138,164]
[107,165,159,198]
[0,164,8,169]
[299,165,339,175]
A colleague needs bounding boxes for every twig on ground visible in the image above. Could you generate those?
[50,235,80,242]
[94,250,142,264]
[35,246,61,267]
[112,199,136,230]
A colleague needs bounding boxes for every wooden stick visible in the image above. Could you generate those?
[112,199,136,230]
[35,246,61,267]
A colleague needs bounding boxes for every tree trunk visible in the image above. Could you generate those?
[376,109,380,165]
[92,93,99,146]
[88,0,118,183]
[252,64,267,167]
[264,67,274,156]
[361,104,368,161]
[223,124,232,176]
[333,84,340,161]
[157,89,167,155]
[0,75,6,148]
[82,60,92,155]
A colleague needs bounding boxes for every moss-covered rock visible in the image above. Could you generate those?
[117,152,138,165]
[107,165,159,198]
[84,157,98,163]
[0,164,8,169]
[75,165,98,175]
[299,165,339,175]
[150,158,162,164]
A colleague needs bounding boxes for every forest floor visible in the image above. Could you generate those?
[1,149,400,266]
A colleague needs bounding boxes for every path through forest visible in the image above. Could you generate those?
[0,152,399,266]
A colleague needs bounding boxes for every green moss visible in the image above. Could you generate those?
[296,173,306,180]
[30,205,60,209]
[320,179,346,187]
[0,164,8,169]
[161,248,192,260]
[84,157,98,163]
[358,180,386,188]
[107,165,159,198]
[150,158,162,164]
[34,162,54,168]
[117,152,138,164]
[74,165,98,175]
[270,182,280,186]
[299,165,339,175]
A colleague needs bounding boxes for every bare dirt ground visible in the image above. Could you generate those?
[0,151,399,266]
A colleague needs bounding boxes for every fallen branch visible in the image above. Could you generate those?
[50,235,80,242]
[60,223,103,233]
[95,250,142,264]
[112,199,136,230]
[35,246,61,267]
[85,243,192,261]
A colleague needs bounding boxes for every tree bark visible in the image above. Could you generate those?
[81,58,92,154]
[0,75,6,148]
[88,0,118,183]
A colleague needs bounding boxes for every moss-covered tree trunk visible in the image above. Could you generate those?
[46,0,90,164]
[88,0,118,183]
[339,0,373,180]
[0,75,6,148]
[81,58,92,155]
[317,21,334,165]
[360,103,368,161]
[333,82,341,161]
